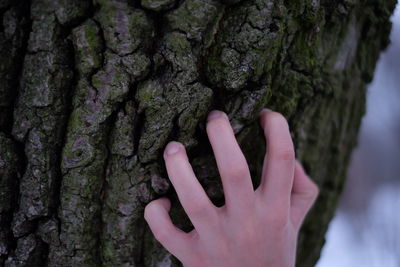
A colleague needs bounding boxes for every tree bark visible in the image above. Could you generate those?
[0,0,396,266]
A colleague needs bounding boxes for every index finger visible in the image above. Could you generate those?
[163,141,219,234]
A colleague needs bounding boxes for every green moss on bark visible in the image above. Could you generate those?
[0,0,396,265]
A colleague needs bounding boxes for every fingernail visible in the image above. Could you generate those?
[207,110,225,121]
[165,142,181,156]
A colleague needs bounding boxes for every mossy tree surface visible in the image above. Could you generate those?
[0,0,396,266]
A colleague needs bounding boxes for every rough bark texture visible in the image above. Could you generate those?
[0,0,396,266]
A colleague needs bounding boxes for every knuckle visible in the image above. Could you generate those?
[186,199,210,218]
[224,163,250,183]
[275,147,295,162]
[268,209,289,229]
[259,202,289,228]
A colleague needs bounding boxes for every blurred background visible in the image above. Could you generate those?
[316,4,400,267]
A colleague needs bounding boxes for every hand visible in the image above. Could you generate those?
[144,109,319,267]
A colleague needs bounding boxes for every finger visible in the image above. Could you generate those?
[290,160,319,228]
[206,110,254,214]
[258,109,295,209]
[144,198,193,258]
[163,141,218,233]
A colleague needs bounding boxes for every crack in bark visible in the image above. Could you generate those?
[0,0,396,266]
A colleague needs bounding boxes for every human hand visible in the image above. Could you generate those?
[144,109,319,267]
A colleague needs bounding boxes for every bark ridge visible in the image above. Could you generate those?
[0,0,396,266]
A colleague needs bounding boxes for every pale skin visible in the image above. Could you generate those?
[144,109,319,267]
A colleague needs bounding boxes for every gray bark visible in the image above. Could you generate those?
[0,0,396,266]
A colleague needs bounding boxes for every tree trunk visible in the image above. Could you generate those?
[0,0,396,266]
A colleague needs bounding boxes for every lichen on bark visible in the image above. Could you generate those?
[0,0,397,266]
